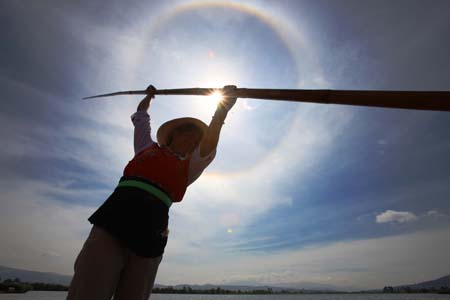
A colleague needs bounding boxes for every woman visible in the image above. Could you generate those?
[67,85,237,300]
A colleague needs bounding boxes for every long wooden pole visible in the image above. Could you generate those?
[83,87,450,112]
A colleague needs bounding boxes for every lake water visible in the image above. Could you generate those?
[1,292,450,300]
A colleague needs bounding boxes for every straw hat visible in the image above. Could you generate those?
[157,117,208,146]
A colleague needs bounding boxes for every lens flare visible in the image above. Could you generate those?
[209,90,223,105]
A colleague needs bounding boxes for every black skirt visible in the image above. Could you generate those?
[88,184,169,258]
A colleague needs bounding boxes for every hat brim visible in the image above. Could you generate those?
[157,117,208,146]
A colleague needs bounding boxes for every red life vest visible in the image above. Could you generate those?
[123,143,190,202]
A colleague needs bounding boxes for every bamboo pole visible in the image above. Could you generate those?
[83,88,450,112]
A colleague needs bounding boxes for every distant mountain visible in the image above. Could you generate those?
[154,283,342,293]
[0,265,72,285]
[266,281,344,291]
[155,283,302,292]
[397,274,450,289]
[211,279,344,291]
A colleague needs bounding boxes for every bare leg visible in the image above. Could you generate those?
[113,252,162,300]
[67,226,127,300]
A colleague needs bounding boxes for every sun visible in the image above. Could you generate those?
[208,90,223,106]
[197,90,223,114]
[194,70,238,115]
[194,89,224,115]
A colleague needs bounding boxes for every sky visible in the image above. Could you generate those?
[1,0,450,291]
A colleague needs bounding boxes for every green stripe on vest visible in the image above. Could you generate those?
[117,180,172,208]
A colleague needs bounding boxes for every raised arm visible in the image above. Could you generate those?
[132,85,157,154]
[200,85,237,157]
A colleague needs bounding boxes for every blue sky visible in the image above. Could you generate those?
[1,0,450,290]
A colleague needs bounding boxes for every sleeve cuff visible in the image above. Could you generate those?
[131,111,150,122]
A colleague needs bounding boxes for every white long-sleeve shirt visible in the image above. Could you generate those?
[131,111,216,186]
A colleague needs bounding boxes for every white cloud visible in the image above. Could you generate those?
[40,250,61,258]
[376,210,417,224]
[242,99,259,111]
[426,210,448,218]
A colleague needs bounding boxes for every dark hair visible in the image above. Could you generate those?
[167,123,203,145]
